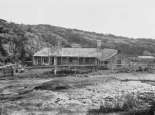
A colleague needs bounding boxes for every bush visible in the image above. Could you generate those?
[121,93,140,110]
[99,93,142,113]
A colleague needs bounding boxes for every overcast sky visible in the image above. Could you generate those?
[0,0,155,38]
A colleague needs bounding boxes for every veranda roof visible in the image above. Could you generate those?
[33,47,118,61]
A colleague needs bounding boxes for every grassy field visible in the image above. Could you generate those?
[1,69,155,115]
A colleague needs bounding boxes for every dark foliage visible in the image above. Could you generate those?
[1,19,155,63]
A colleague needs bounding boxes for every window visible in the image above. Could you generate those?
[117,60,121,64]
[117,59,121,67]
[104,61,108,65]
[43,57,48,64]
[69,58,73,63]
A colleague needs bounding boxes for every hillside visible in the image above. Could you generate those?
[0,19,155,64]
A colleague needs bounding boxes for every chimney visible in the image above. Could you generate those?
[97,40,102,49]
[57,40,62,49]
[57,40,62,55]
[96,40,102,62]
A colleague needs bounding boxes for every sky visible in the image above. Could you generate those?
[0,0,155,38]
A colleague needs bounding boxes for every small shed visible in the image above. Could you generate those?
[130,56,155,71]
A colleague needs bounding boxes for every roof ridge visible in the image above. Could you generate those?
[34,47,118,60]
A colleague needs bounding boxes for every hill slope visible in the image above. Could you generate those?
[0,19,155,63]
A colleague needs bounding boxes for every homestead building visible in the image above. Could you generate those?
[32,42,124,74]
[34,47,118,64]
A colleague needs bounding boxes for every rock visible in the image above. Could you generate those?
[81,99,92,105]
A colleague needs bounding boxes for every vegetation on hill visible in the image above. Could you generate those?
[0,19,155,64]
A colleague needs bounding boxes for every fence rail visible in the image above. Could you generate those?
[0,64,14,77]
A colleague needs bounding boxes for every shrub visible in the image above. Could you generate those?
[99,93,142,113]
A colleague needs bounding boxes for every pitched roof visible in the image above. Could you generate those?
[137,56,155,62]
[138,56,155,59]
[33,47,118,61]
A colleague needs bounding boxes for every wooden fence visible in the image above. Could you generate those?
[0,64,15,77]
[111,63,155,73]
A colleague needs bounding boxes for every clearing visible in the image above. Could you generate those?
[1,69,155,115]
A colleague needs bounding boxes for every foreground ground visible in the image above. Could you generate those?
[1,69,155,115]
